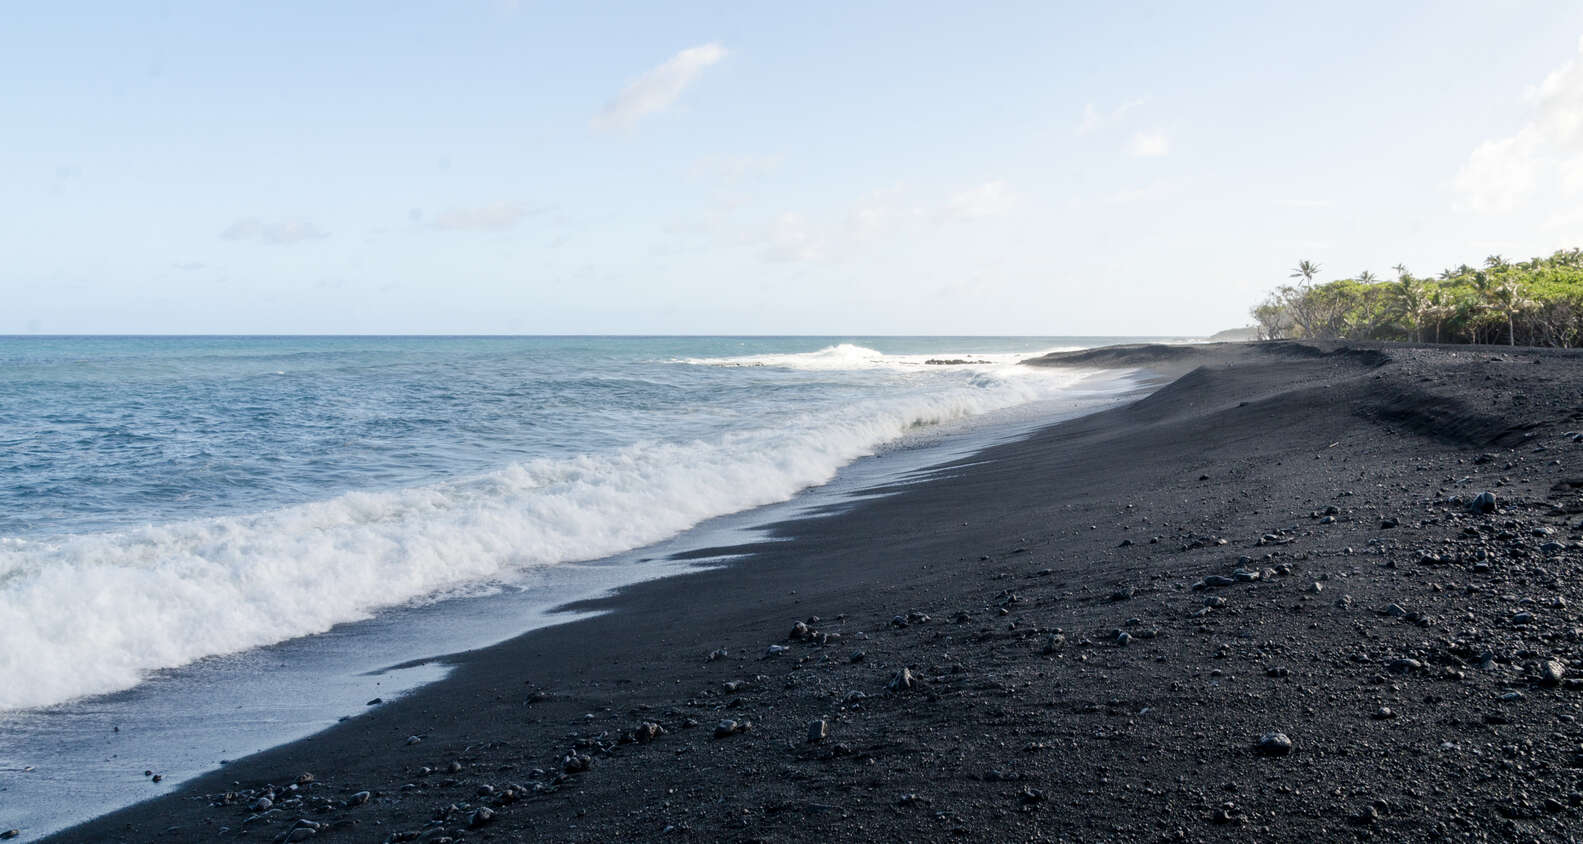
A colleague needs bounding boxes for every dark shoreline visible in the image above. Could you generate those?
[49,340,1583,842]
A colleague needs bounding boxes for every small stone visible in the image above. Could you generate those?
[447,760,463,774]
[366,697,382,706]
[888,667,916,693]
[807,719,829,743]
[1386,658,1422,674]
[1350,805,1379,825]
[562,752,593,773]
[1541,660,1567,687]
[788,621,811,640]
[1469,491,1498,514]
[1255,732,1293,757]
[706,648,728,662]
[714,719,749,738]
[0,832,15,841]
[251,796,274,812]
[1513,611,1534,626]
[346,791,371,807]
[1373,706,1396,720]
[404,735,422,745]
[469,807,495,828]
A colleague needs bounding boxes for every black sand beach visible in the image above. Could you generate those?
[46,340,1583,842]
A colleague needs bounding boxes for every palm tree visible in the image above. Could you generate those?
[1485,254,1509,270]
[1394,277,1428,342]
[1358,270,1378,284]
[1392,263,1410,281]
[1489,279,1532,346]
[1290,260,1321,286]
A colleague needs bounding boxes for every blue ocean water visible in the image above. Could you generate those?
[0,335,1148,712]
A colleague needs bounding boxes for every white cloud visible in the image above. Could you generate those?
[747,181,1011,263]
[1275,198,1334,209]
[940,180,1013,220]
[593,43,727,131]
[429,201,537,232]
[220,218,327,245]
[1455,36,1583,213]
[1077,98,1146,134]
[1127,130,1170,158]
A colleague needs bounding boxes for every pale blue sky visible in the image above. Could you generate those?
[8,1,1583,334]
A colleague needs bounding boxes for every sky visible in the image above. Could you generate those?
[9,1,1583,335]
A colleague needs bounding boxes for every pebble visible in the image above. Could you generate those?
[1541,660,1568,687]
[714,719,750,738]
[251,796,273,812]
[469,807,495,828]
[346,791,371,807]
[807,719,829,743]
[1255,732,1294,757]
[1469,491,1498,514]
[888,667,916,693]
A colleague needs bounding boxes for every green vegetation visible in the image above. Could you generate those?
[1252,250,1583,347]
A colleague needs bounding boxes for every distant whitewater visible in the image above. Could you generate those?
[0,336,1135,711]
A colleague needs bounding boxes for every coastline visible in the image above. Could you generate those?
[47,340,1583,842]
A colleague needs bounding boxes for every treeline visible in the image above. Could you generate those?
[1252,249,1583,347]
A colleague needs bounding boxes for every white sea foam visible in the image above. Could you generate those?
[0,358,1094,711]
[677,342,1079,371]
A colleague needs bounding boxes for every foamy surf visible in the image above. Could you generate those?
[676,342,1081,371]
[0,356,1094,711]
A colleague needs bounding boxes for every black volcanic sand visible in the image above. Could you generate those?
[44,340,1583,843]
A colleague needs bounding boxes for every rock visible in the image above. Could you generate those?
[1386,658,1423,674]
[1380,517,1399,529]
[1114,630,1132,647]
[1513,612,1534,626]
[1109,587,1136,602]
[1469,492,1498,514]
[2,832,19,840]
[888,667,916,693]
[789,621,811,640]
[807,719,828,743]
[562,752,593,773]
[469,807,495,829]
[1541,660,1567,687]
[1350,805,1379,825]
[405,735,422,745]
[1255,732,1294,757]
[764,645,789,658]
[706,648,728,662]
[1384,603,1409,618]
[714,719,749,738]
[631,721,665,743]
[366,697,382,706]
[447,760,463,774]
[251,796,274,812]
[1266,666,1289,678]
[346,791,371,807]
[849,650,866,663]
[1373,706,1396,720]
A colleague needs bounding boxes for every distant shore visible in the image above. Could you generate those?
[51,340,1583,842]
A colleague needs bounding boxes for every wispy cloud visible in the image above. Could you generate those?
[1077,98,1146,134]
[171,260,206,271]
[1127,130,1170,158]
[429,201,539,232]
[939,180,1014,220]
[743,181,1013,263]
[220,218,327,245]
[1455,35,1583,213]
[593,43,728,131]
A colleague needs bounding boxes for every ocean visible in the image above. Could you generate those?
[0,335,1160,834]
